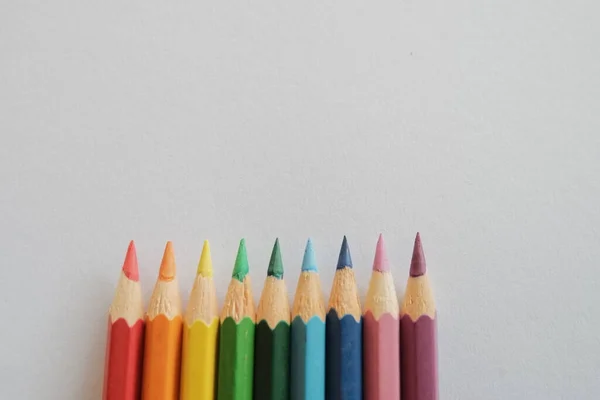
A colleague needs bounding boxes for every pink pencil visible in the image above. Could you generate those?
[363,234,401,400]
[400,233,438,400]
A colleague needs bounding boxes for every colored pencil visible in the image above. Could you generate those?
[142,241,183,400]
[326,236,362,400]
[103,241,145,400]
[217,239,256,400]
[291,238,326,400]
[180,240,219,400]
[254,238,291,400]
[363,234,400,400]
[400,233,438,400]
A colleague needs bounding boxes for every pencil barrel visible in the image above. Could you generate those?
[290,316,325,400]
[103,318,145,400]
[400,315,438,400]
[180,319,219,400]
[254,320,291,400]
[217,317,255,400]
[326,311,362,400]
[363,312,400,400]
[142,315,183,400]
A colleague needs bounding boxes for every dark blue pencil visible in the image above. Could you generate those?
[326,236,362,400]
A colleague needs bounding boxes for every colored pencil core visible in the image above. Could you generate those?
[122,240,139,281]
[232,239,249,282]
[267,238,284,279]
[336,236,353,269]
[197,240,213,277]
[159,241,176,281]
[301,238,318,272]
[372,233,390,272]
[410,232,426,277]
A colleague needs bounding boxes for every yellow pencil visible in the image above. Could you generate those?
[180,241,220,399]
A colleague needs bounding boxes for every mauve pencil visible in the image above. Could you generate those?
[400,233,438,400]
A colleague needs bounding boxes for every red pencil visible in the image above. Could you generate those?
[103,241,145,400]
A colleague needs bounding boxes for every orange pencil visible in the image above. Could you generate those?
[103,241,145,400]
[142,242,183,400]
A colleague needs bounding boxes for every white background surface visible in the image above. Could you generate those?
[1,1,599,399]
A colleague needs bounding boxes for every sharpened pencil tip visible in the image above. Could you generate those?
[410,232,426,277]
[159,241,176,281]
[232,238,249,281]
[301,238,318,272]
[197,240,213,277]
[373,233,390,272]
[267,238,284,278]
[122,240,139,281]
[336,235,353,269]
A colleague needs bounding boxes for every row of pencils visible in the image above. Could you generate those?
[103,234,437,400]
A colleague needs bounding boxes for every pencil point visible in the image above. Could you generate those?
[197,240,213,277]
[122,240,139,281]
[373,233,390,272]
[159,241,176,281]
[336,235,353,269]
[267,238,284,279]
[410,232,427,277]
[301,238,318,272]
[232,238,249,281]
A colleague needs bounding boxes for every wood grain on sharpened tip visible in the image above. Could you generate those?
[254,239,291,400]
[217,239,256,400]
[400,233,438,400]
[142,242,183,400]
[103,241,145,400]
[363,234,400,400]
[180,241,219,400]
[291,238,326,400]
[326,236,362,400]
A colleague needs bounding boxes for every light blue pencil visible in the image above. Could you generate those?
[290,239,326,400]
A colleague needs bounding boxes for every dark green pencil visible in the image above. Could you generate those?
[253,238,291,400]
